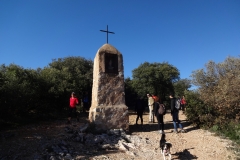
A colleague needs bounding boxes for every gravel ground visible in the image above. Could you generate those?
[0,110,238,160]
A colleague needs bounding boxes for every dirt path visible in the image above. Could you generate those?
[127,110,237,160]
[0,110,237,160]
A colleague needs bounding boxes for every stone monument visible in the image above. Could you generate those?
[89,43,129,132]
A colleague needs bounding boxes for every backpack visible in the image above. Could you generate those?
[175,99,181,110]
[158,102,166,115]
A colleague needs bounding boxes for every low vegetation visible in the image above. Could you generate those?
[185,56,240,146]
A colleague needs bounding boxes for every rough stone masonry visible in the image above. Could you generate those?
[89,44,129,132]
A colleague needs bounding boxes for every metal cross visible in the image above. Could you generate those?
[100,25,115,44]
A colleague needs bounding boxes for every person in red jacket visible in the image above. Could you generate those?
[181,95,187,112]
[67,92,79,124]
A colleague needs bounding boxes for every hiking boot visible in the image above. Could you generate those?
[159,130,165,134]
[180,129,186,133]
[173,130,178,133]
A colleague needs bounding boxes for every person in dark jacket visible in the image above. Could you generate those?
[154,96,165,134]
[170,93,185,133]
[82,92,90,112]
[135,97,145,126]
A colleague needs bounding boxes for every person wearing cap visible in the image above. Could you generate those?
[67,92,79,124]
[147,94,154,123]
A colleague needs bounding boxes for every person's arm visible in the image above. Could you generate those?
[150,98,154,106]
[154,102,158,116]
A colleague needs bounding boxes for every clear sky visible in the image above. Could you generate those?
[0,0,239,80]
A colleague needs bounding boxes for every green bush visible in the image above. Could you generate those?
[184,90,215,127]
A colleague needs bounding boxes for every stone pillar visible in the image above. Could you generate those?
[89,44,129,132]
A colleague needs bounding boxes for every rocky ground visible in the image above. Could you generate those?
[0,110,239,160]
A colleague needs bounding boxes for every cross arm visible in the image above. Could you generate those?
[100,30,115,34]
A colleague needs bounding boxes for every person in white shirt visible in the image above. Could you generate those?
[147,94,154,123]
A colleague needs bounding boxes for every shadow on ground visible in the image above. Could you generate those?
[172,148,198,160]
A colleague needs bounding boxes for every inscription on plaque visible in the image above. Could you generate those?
[105,53,118,74]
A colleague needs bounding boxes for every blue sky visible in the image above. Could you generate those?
[0,0,239,81]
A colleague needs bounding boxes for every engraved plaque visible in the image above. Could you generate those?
[105,53,118,74]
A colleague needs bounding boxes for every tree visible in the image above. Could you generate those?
[41,56,93,109]
[173,78,191,97]
[191,56,240,122]
[0,64,44,120]
[131,62,180,102]
[0,57,94,124]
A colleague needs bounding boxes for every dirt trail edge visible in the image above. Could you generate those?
[0,111,238,160]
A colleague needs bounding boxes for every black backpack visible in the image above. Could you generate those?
[157,102,166,115]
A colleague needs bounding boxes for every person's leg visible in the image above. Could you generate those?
[149,105,153,122]
[136,113,139,125]
[83,103,87,112]
[157,115,164,133]
[159,115,164,131]
[86,103,90,111]
[83,102,89,112]
[67,108,72,123]
[152,110,155,123]
[172,112,178,132]
[139,111,143,125]
[72,108,79,122]
[182,104,185,112]
[157,115,161,129]
[176,112,183,129]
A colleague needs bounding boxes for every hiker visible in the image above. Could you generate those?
[170,93,185,133]
[181,95,187,112]
[67,92,79,124]
[135,97,145,126]
[154,96,165,134]
[147,94,154,123]
[82,92,90,112]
